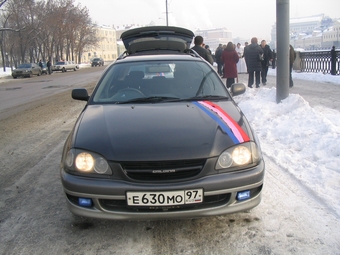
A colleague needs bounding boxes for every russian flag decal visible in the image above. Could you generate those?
[193,101,250,144]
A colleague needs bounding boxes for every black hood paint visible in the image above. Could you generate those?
[73,101,250,161]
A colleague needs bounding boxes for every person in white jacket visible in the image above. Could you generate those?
[235,43,247,73]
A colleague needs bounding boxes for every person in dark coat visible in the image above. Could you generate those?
[47,60,52,75]
[221,42,239,88]
[215,44,223,76]
[260,40,273,85]
[331,46,337,75]
[289,44,296,87]
[244,37,263,88]
[191,36,214,65]
[242,42,249,72]
[272,49,276,69]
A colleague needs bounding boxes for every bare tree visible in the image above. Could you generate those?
[1,0,99,67]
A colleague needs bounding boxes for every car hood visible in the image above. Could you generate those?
[73,101,251,161]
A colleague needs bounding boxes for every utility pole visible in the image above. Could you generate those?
[165,0,169,26]
[276,0,290,103]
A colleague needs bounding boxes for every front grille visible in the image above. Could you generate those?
[99,193,231,212]
[121,159,206,181]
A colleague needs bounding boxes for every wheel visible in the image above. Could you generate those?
[62,68,66,72]
[74,68,77,71]
[38,70,42,76]
[12,76,17,79]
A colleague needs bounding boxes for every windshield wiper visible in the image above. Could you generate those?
[188,95,229,101]
[116,96,181,104]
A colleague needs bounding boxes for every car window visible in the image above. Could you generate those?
[92,60,228,103]
[56,61,65,65]
[18,64,31,68]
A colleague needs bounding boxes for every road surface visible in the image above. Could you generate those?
[1,70,339,254]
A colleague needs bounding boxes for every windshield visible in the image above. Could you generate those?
[18,64,32,68]
[92,60,229,104]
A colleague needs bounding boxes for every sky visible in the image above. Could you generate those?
[1,66,339,216]
[74,0,340,41]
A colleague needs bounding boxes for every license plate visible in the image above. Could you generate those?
[127,189,203,206]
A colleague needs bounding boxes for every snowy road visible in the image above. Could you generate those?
[0,72,340,254]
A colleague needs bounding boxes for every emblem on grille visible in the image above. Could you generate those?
[152,169,176,174]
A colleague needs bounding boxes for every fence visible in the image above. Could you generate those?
[296,50,340,75]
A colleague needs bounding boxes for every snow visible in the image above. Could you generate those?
[1,67,339,216]
[234,69,340,217]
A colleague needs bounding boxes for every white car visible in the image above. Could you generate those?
[52,61,79,72]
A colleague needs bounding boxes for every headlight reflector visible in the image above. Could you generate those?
[94,157,109,174]
[218,151,233,168]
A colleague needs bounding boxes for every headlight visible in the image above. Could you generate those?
[76,152,94,172]
[63,149,111,175]
[216,142,262,170]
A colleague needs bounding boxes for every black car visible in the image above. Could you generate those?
[91,57,104,67]
[60,26,265,220]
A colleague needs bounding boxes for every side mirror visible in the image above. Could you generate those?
[72,88,89,101]
[230,83,246,96]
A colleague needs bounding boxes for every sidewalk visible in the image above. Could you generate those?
[233,71,340,111]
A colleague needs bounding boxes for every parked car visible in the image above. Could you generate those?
[40,62,48,75]
[91,57,104,67]
[60,26,265,220]
[52,61,78,72]
[12,63,42,78]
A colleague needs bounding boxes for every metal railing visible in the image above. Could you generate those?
[299,50,339,75]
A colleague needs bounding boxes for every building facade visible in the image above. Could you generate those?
[271,14,340,50]
[82,25,118,64]
[195,28,233,53]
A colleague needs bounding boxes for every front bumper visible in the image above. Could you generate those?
[61,159,265,220]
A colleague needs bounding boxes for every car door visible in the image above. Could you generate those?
[32,63,40,75]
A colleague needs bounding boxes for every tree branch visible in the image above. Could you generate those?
[0,27,26,32]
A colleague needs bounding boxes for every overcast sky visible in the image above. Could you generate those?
[75,0,340,41]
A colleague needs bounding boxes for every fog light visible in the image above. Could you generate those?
[237,190,250,201]
[78,198,92,207]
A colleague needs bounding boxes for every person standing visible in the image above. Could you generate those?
[243,41,249,72]
[215,44,223,76]
[272,49,276,69]
[38,59,43,69]
[191,36,214,65]
[47,60,52,75]
[289,44,296,87]
[235,43,247,73]
[205,44,211,54]
[221,42,239,88]
[331,46,337,75]
[260,40,273,85]
[244,37,263,88]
